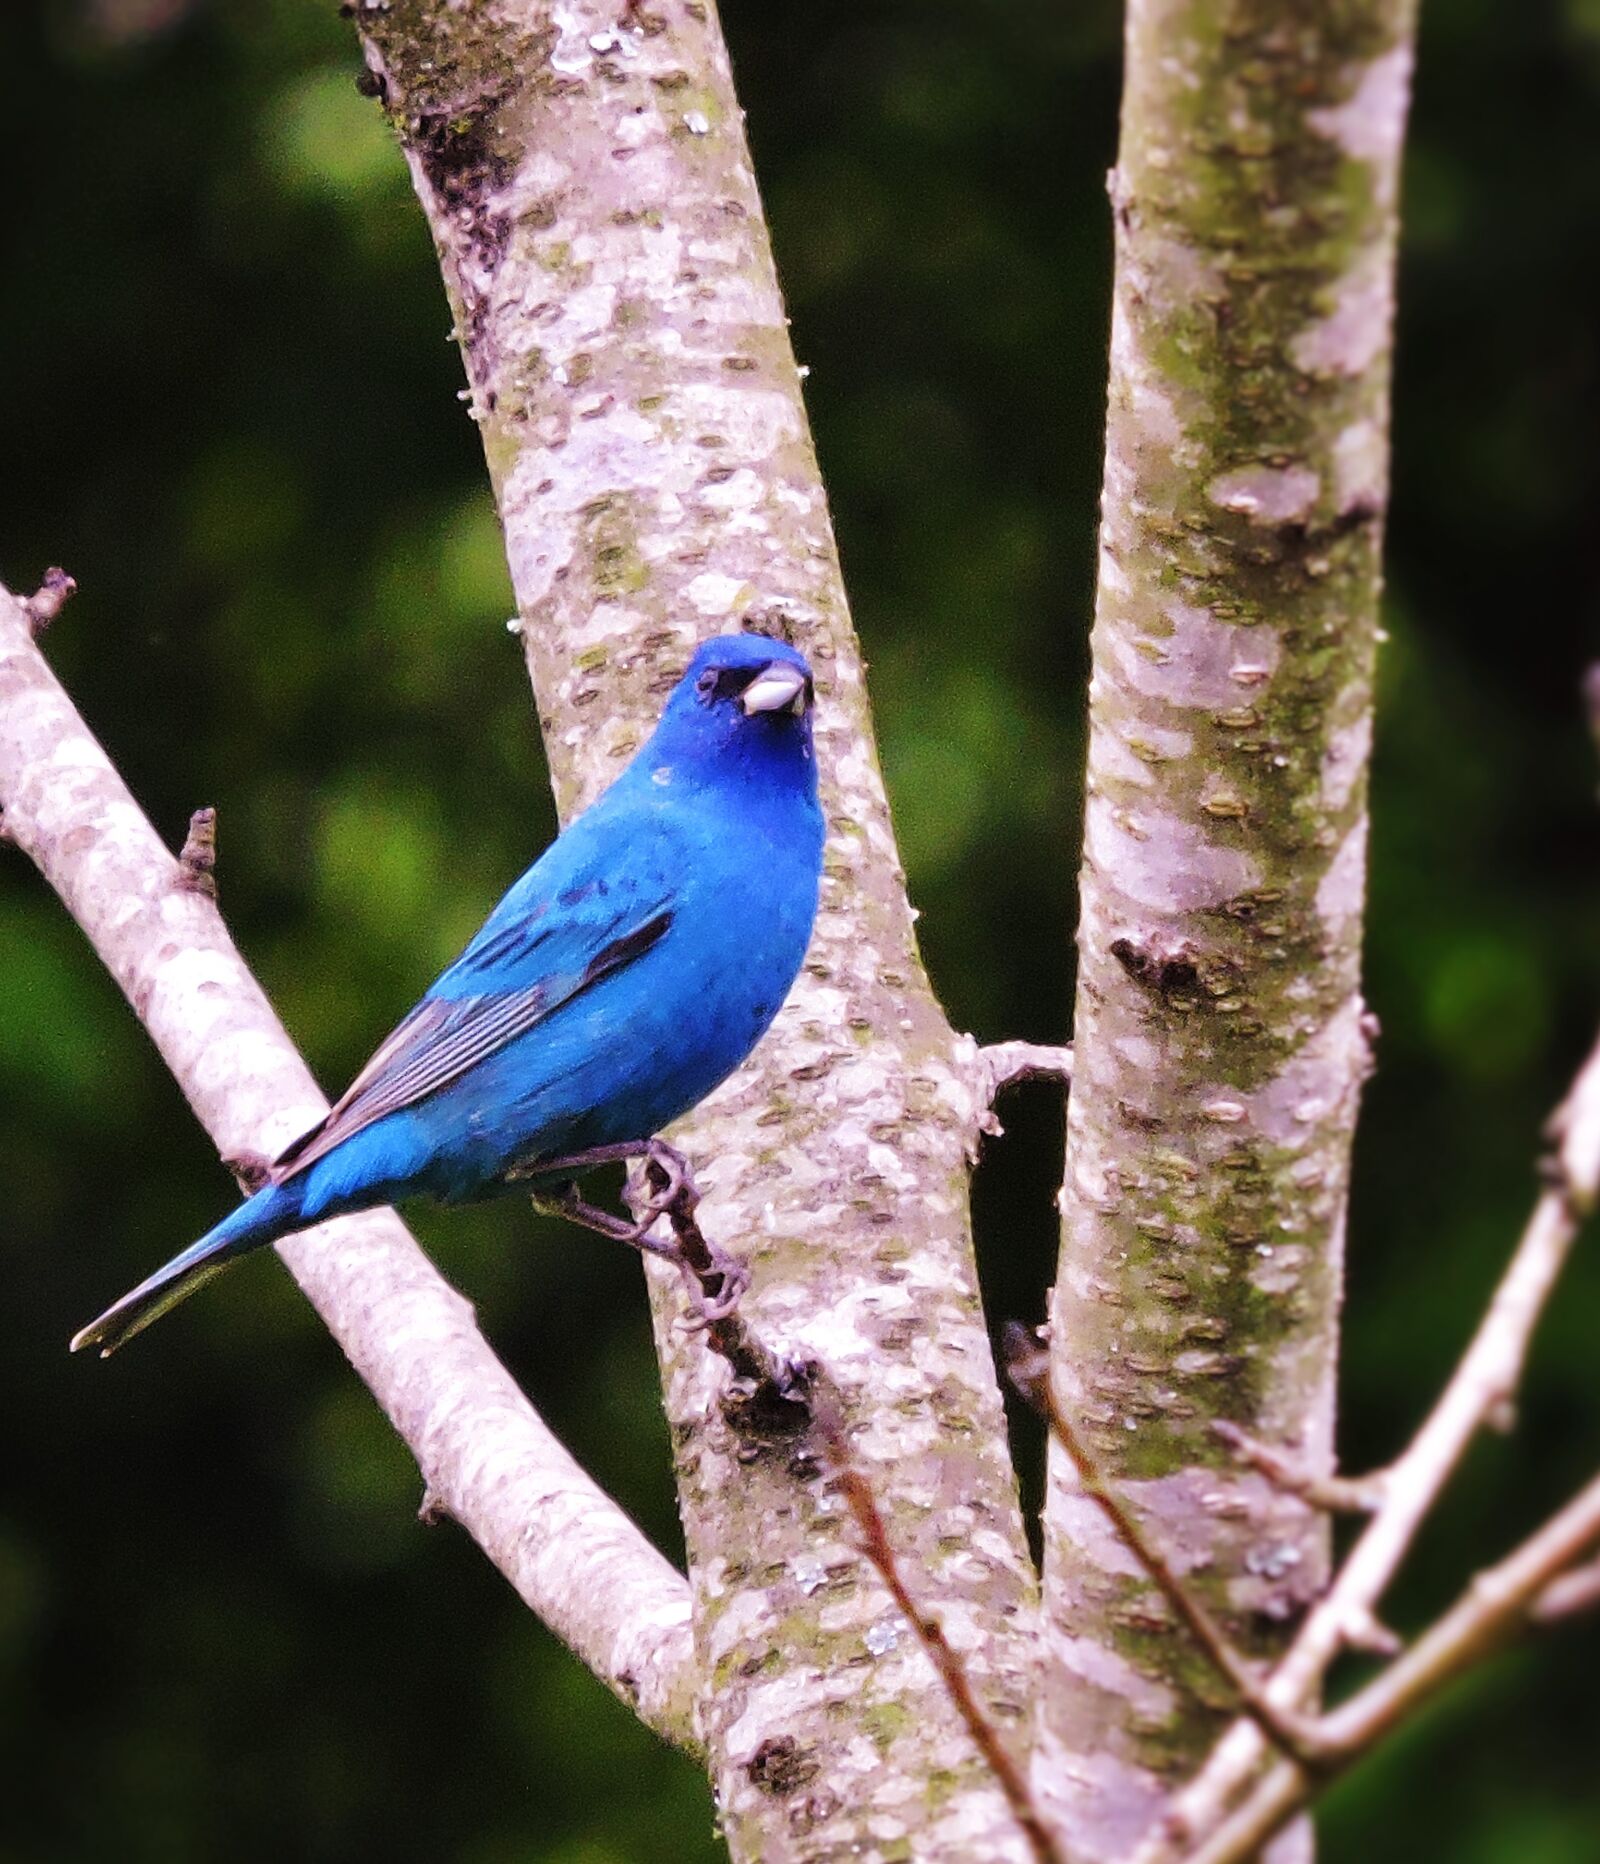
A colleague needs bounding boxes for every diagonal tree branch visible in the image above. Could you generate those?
[0,580,699,1748]
[813,1392,1067,1864]
[1211,1420,1386,1516]
[1531,1557,1600,1625]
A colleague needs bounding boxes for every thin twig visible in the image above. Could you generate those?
[1322,1471,1600,1754]
[1004,1328,1328,1769]
[1179,1472,1600,1864]
[1138,1022,1600,1864]
[1531,1555,1600,1624]
[1211,1421,1386,1515]
[1336,1606,1403,1659]
[1168,1761,1304,1864]
[640,1161,818,1437]
[812,1394,1066,1864]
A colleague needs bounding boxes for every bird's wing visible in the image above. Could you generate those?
[272,806,681,1181]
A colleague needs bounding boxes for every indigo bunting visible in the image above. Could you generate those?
[73,632,823,1356]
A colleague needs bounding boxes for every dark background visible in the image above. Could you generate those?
[3,1,1599,1859]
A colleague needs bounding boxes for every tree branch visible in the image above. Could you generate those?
[1038,0,1417,1847]
[1531,1556,1600,1625]
[349,5,1042,1856]
[1177,1471,1600,1864]
[0,580,699,1748]
[21,565,75,633]
[1140,1018,1600,1861]
[1211,1420,1386,1515]
[1320,1473,1600,1755]
[1006,1330,1328,1770]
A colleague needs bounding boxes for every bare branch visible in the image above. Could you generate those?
[1168,1763,1305,1864]
[1532,1556,1600,1624]
[1005,1330,1328,1770]
[1321,1472,1600,1755]
[813,1393,1066,1864]
[1211,1421,1386,1515]
[1038,0,1417,1842]
[1139,1021,1600,1862]
[653,1176,815,1414]
[0,582,699,1747]
[22,565,76,633]
[1178,1472,1600,1864]
[346,6,1044,1853]
[1337,1607,1403,1660]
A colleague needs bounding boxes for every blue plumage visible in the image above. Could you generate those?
[73,633,824,1355]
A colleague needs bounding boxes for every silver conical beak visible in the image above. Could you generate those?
[741,663,809,716]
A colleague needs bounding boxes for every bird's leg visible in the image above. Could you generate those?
[531,1180,682,1263]
[641,1146,750,1326]
[633,1137,697,1224]
[525,1138,748,1323]
[519,1139,678,1243]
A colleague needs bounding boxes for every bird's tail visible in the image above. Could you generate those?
[70,1178,307,1358]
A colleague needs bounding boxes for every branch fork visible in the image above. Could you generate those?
[1130,1017,1600,1864]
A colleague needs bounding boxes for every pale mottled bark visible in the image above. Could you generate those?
[352,6,1039,1859]
[0,584,698,1748]
[1038,0,1415,1852]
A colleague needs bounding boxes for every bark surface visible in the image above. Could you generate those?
[1037,0,1415,1851]
[352,5,1039,1858]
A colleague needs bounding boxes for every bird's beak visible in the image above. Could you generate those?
[741,662,810,716]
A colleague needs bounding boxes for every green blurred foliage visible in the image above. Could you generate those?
[1,0,1597,1857]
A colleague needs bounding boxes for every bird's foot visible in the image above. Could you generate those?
[531,1139,749,1325]
[640,1149,749,1326]
[669,1236,751,1329]
[627,1137,696,1228]
[525,1138,693,1242]
[531,1179,668,1247]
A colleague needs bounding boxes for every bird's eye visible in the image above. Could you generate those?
[696,669,719,700]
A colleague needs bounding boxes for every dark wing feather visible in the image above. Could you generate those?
[272,909,672,1181]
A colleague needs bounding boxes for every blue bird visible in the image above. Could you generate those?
[73,632,824,1356]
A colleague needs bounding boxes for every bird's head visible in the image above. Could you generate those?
[641,632,818,797]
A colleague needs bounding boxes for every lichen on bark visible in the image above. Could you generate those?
[354,4,1040,1858]
[1037,0,1415,1850]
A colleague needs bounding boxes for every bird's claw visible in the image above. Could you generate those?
[675,1249,750,1328]
[535,1136,746,1327]
[638,1140,699,1221]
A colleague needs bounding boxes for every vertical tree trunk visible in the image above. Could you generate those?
[1036,0,1415,1851]
[352,5,1039,1858]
